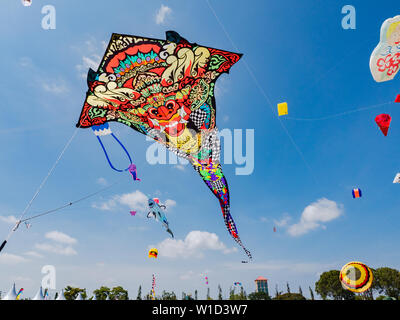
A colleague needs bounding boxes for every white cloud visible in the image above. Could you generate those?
[74,37,103,78]
[155,4,172,25]
[287,198,343,237]
[0,253,28,265]
[0,215,18,224]
[35,243,77,256]
[174,164,186,171]
[259,217,268,223]
[93,190,177,214]
[96,177,108,186]
[273,213,291,227]
[118,190,149,210]
[165,199,176,208]
[157,230,237,259]
[24,251,44,258]
[45,231,77,245]
[42,81,69,94]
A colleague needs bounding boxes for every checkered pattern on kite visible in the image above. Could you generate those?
[212,179,225,193]
[191,158,252,262]
[199,129,220,163]
[190,109,208,129]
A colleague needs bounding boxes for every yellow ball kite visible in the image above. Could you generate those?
[148,248,158,259]
[339,261,373,293]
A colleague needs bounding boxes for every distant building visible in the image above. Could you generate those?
[255,276,269,295]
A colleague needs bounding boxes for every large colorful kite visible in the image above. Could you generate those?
[76,31,252,262]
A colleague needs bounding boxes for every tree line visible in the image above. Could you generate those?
[17,266,400,300]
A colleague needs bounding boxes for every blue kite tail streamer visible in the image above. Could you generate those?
[95,133,133,172]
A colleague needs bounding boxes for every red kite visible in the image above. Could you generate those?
[375,114,391,136]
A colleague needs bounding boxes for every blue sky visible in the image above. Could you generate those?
[0,0,399,299]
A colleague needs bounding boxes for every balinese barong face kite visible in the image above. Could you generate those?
[370,15,400,82]
[76,31,252,262]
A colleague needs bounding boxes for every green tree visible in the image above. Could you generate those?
[218,285,223,300]
[372,267,400,299]
[136,285,142,300]
[64,286,87,300]
[309,286,314,300]
[229,286,247,300]
[315,270,355,300]
[161,291,177,300]
[248,291,271,300]
[206,287,210,300]
[93,286,111,300]
[273,293,306,300]
[286,282,291,294]
[299,286,303,296]
[110,286,128,300]
[194,290,198,300]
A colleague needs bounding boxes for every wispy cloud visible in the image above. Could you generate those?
[42,80,69,94]
[156,230,237,259]
[273,213,292,227]
[45,231,77,245]
[96,177,108,186]
[35,231,78,256]
[155,4,172,25]
[0,253,29,265]
[287,198,343,237]
[24,251,44,258]
[0,215,18,224]
[35,243,77,256]
[73,37,105,78]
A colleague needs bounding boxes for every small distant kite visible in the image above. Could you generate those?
[234,282,242,286]
[375,114,392,136]
[22,0,32,6]
[395,94,400,103]
[352,188,362,198]
[16,288,24,300]
[273,226,276,233]
[129,211,136,216]
[277,102,288,116]
[205,276,209,285]
[340,261,373,293]
[148,248,158,258]
[151,274,156,300]
[370,15,400,82]
[393,173,400,184]
[128,163,141,181]
[147,198,174,238]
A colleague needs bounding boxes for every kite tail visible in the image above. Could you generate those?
[191,159,252,263]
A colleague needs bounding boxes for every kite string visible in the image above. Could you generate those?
[285,101,394,121]
[205,0,319,184]
[5,126,80,241]
[20,179,121,223]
